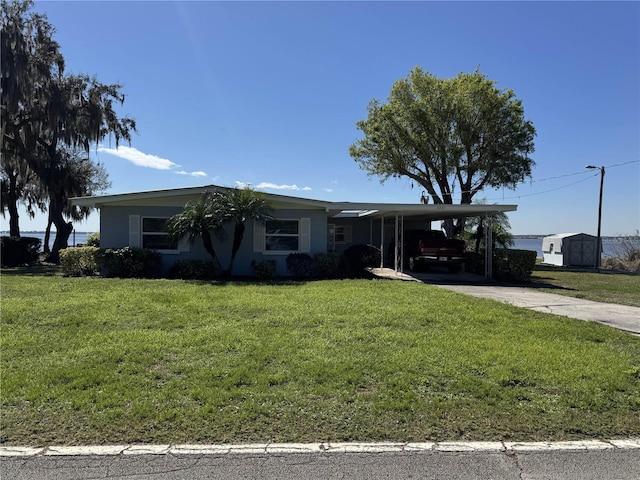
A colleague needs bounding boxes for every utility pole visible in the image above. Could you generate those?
[586,165,605,270]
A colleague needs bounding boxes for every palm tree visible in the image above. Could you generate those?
[465,198,514,253]
[166,192,229,272]
[221,187,273,276]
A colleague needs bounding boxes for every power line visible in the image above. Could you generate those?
[486,175,597,202]
[530,160,639,183]
[444,159,639,202]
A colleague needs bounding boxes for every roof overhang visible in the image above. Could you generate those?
[71,185,517,220]
[325,203,517,220]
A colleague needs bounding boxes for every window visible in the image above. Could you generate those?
[265,219,299,252]
[335,225,352,244]
[141,217,177,250]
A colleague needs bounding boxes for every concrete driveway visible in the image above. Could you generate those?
[370,268,640,335]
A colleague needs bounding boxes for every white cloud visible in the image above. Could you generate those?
[255,182,312,191]
[177,170,208,177]
[323,188,334,193]
[97,146,179,170]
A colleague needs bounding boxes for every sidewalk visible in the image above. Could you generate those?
[370,268,640,335]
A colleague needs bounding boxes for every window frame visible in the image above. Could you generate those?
[263,218,301,254]
[140,216,179,254]
[334,224,352,244]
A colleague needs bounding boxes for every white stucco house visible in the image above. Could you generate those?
[72,185,518,276]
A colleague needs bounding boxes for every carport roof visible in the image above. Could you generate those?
[71,184,517,219]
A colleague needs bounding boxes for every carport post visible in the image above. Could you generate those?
[380,215,385,268]
[484,213,493,278]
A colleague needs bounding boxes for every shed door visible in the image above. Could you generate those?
[568,239,595,267]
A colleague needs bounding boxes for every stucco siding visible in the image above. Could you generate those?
[99,205,328,276]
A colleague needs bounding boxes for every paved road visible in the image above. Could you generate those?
[2,442,640,479]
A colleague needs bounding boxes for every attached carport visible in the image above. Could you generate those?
[325,203,518,278]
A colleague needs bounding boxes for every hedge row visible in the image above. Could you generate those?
[285,244,381,279]
[465,248,537,282]
[58,244,383,280]
[59,247,162,278]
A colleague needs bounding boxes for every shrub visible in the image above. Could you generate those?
[59,247,101,276]
[493,248,537,282]
[101,247,162,278]
[251,259,277,280]
[85,232,100,247]
[341,244,381,277]
[169,259,220,279]
[314,252,342,278]
[286,253,316,277]
[0,236,41,267]
[602,233,640,272]
[464,249,536,282]
[463,251,484,275]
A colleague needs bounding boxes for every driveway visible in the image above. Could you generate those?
[370,268,640,335]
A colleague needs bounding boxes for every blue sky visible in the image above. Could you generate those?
[8,1,640,236]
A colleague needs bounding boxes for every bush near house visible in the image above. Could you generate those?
[286,253,316,277]
[85,232,100,247]
[493,248,537,282]
[59,246,101,276]
[465,249,537,282]
[0,236,41,267]
[251,259,277,280]
[341,244,381,278]
[101,247,162,278]
[313,252,342,278]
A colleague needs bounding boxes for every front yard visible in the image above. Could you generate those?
[1,272,639,445]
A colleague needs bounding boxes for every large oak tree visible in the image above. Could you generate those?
[1,0,135,260]
[349,67,536,237]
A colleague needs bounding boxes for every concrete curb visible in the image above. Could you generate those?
[1,439,638,457]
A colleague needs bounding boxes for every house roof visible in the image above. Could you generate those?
[543,233,595,240]
[71,185,518,220]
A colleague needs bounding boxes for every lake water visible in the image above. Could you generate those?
[3,232,637,259]
[2,231,92,250]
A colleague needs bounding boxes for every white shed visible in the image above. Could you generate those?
[542,233,599,267]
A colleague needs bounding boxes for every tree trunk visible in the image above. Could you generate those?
[227,222,245,276]
[5,172,21,237]
[200,228,222,272]
[44,212,52,254]
[48,194,73,263]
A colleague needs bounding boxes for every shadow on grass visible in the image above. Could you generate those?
[502,280,578,291]
[1,264,61,276]
[533,264,640,276]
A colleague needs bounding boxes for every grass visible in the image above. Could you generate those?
[530,265,640,307]
[1,270,639,446]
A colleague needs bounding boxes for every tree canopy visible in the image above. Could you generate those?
[1,0,135,259]
[349,67,536,236]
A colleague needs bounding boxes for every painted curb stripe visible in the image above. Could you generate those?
[1,439,638,457]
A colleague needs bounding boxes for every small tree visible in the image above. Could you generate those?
[464,200,514,253]
[166,192,228,272]
[220,187,273,276]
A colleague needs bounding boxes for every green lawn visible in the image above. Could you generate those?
[1,272,639,446]
[530,265,640,307]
